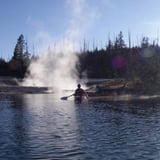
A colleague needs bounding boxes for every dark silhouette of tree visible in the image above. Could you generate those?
[13,34,25,60]
[0,58,8,75]
[106,39,113,51]
[141,37,149,48]
[9,34,30,77]
[114,31,126,49]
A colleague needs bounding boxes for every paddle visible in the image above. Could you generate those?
[61,94,74,100]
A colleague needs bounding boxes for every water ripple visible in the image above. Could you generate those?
[1,94,160,159]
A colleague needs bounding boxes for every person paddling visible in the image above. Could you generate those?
[74,84,88,102]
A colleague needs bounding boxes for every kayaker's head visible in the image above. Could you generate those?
[78,84,81,88]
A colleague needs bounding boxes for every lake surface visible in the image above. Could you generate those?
[1,93,160,160]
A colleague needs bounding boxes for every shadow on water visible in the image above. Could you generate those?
[1,94,160,159]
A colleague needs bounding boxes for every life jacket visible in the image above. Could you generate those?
[75,88,85,97]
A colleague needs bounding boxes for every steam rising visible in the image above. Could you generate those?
[22,0,95,91]
[22,39,79,91]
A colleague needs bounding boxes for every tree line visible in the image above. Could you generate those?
[78,32,160,92]
[1,32,160,92]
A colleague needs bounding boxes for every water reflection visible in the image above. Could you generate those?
[21,94,83,159]
[0,94,160,159]
[0,95,29,159]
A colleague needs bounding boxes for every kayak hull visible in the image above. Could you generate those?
[74,96,86,103]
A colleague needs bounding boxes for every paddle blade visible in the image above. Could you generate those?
[61,96,68,100]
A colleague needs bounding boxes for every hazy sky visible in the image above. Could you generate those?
[0,0,160,60]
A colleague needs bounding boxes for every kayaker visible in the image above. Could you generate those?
[74,84,88,102]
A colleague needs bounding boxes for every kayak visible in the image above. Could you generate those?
[74,95,88,103]
[61,89,124,102]
[73,92,117,103]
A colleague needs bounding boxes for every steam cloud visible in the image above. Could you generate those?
[22,40,79,91]
[22,0,96,91]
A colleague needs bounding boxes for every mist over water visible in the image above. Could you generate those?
[22,40,80,91]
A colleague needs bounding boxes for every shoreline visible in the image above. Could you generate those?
[0,86,50,94]
[0,77,159,103]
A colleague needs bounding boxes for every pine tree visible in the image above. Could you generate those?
[114,31,126,49]
[141,37,149,48]
[23,41,30,66]
[10,34,30,77]
[13,34,25,60]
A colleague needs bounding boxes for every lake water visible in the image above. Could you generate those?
[1,93,160,160]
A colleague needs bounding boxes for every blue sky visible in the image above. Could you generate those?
[0,0,160,60]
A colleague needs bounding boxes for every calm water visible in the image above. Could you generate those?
[0,94,160,160]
